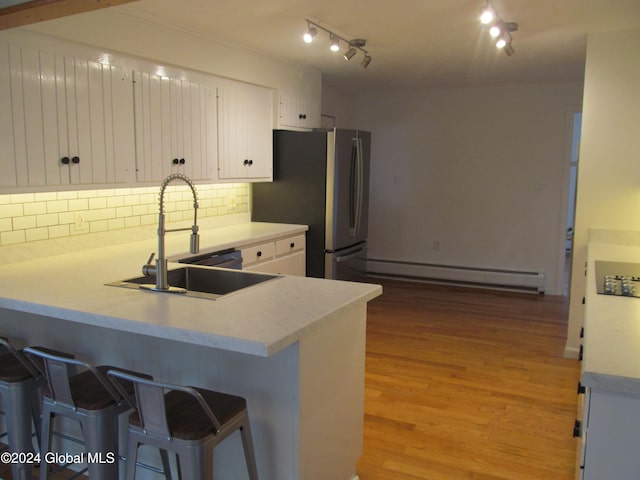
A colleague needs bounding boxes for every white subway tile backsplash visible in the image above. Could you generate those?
[90,220,109,233]
[13,216,36,230]
[49,224,70,238]
[26,227,48,242]
[36,213,58,228]
[0,183,250,247]
[1,230,26,245]
[0,204,24,218]
[68,199,89,211]
[10,193,35,203]
[0,219,12,232]
[24,202,47,216]
[89,197,107,209]
[56,191,78,200]
[46,200,69,213]
[34,192,57,201]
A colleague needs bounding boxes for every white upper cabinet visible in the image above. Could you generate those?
[0,42,135,190]
[133,70,216,183]
[216,82,273,182]
[279,93,320,130]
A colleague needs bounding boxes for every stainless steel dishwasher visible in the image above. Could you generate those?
[177,248,242,269]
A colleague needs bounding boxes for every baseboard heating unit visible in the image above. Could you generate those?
[367,259,545,293]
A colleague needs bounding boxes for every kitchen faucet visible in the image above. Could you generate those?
[142,173,199,293]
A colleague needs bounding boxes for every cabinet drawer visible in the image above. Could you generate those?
[242,242,275,267]
[276,235,305,257]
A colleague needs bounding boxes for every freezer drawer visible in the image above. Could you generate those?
[325,243,368,282]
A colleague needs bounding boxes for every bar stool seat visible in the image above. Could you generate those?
[108,370,259,480]
[24,346,143,480]
[0,337,43,480]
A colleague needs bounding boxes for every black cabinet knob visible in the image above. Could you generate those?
[61,156,70,165]
[173,158,179,165]
[71,156,80,164]
[257,251,262,257]
[243,159,254,166]
[290,242,295,248]
[179,158,185,165]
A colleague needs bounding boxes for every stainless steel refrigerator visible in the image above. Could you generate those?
[252,128,370,281]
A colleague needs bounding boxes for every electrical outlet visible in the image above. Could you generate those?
[74,213,87,231]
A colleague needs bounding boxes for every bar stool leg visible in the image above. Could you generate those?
[3,381,36,480]
[179,444,213,480]
[124,436,140,480]
[82,410,119,480]
[159,449,174,480]
[38,405,54,480]
[240,420,259,480]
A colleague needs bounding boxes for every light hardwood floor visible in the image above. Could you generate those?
[1,279,580,480]
[357,279,580,480]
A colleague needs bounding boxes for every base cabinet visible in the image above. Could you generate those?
[242,234,305,276]
[578,388,640,479]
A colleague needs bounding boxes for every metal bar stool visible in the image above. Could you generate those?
[23,346,144,480]
[108,369,259,480]
[0,336,43,480]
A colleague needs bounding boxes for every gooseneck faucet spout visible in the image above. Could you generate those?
[142,173,199,293]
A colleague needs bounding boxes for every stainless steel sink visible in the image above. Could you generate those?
[107,266,280,300]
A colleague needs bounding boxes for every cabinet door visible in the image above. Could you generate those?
[133,70,215,183]
[0,42,134,189]
[217,82,273,181]
[279,93,320,129]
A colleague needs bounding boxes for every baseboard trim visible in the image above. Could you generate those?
[367,258,545,293]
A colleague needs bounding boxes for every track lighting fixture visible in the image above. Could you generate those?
[479,2,518,56]
[330,34,340,52]
[344,47,357,61]
[303,24,317,43]
[302,19,372,68]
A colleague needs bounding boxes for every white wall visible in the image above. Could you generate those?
[324,82,583,294]
[566,29,640,357]
[321,84,354,129]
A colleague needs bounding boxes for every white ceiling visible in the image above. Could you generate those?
[115,0,640,93]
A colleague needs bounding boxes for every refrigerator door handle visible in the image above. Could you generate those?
[349,137,364,237]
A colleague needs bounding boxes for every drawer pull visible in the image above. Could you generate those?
[290,242,295,248]
[257,251,262,257]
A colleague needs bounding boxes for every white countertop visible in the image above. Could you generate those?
[583,232,640,394]
[0,222,382,357]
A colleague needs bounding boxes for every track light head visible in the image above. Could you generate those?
[303,25,317,43]
[480,5,495,24]
[344,47,357,61]
[330,34,340,52]
[361,54,372,68]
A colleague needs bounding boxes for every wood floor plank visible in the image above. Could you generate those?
[357,279,580,480]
